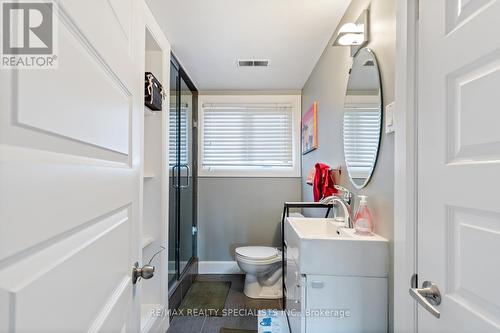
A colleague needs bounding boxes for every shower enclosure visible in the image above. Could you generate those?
[168,54,198,292]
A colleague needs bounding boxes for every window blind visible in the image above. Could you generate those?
[169,105,188,166]
[343,107,381,179]
[202,104,293,168]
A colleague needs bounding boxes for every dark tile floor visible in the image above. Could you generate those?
[167,274,282,333]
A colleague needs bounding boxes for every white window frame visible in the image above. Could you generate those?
[198,94,302,177]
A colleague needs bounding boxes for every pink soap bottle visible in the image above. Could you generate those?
[354,195,374,235]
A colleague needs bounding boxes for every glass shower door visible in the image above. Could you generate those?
[169,57,197,290]
[178,77,194,274]
[168,62,179,288]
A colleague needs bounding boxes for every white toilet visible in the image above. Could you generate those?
[235,246,282,299]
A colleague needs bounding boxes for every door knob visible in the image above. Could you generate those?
[132,262,155,284]
[409,281,442,318]
[131,246,165,284]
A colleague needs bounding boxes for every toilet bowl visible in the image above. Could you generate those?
[235,246,282,299]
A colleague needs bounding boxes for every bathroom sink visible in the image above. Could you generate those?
[285,217,389,277]
[286,217,348,239]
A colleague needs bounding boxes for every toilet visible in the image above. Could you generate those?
[235,246,282,299]
[235,213,303,299]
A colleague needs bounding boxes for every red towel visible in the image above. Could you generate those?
[313,163,337,202]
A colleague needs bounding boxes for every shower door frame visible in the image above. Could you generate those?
[169,53,198,295]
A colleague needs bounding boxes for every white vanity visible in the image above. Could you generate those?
[281,43,388,333]
[284,217,389,333]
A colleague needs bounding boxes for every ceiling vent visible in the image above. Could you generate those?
[238,59,270,67]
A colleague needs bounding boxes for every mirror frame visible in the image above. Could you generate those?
[342,47,383,189]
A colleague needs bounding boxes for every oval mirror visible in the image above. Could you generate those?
[343,48,382,189]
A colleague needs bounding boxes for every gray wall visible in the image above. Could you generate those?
[197,177,301,261]
[301,0,395,330]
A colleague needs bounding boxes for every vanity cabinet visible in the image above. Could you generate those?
[285,247,305,333]
[284,217,389,333]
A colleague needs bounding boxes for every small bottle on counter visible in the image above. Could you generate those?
[353,195,374,235]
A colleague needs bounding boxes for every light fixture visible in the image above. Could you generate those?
[333,9,369,55]
[336,23,364,46]
[337,32,365,46]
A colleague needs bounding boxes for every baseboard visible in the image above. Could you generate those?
[198,261,243,274]
[149,314,168,333]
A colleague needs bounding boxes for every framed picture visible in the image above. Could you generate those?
[302,102,318,154]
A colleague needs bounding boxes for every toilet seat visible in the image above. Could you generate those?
[235,246,280,262]
[236,254,281,265]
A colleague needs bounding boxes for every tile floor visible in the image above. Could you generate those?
[166,274,282,333]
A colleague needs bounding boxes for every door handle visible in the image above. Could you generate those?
[172,164,180,189]
[179,164,190,189]
[132,262,155,284]
[132,246,165,284]
[409,281,442,318]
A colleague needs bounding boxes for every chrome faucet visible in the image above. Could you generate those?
[334,184,353,206]
[320,195,352,228]
[320,185,353,228]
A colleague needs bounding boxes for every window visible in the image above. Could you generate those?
[202,105,292,167]
[169,104,189,166]
[199,96,301,177]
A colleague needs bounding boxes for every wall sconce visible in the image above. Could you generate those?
[333,9,369,56]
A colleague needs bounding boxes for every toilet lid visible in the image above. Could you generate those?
[235,246,279,260]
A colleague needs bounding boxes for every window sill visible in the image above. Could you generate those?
[198,167,300,178]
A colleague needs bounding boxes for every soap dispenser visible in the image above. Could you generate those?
[354,195,374,235]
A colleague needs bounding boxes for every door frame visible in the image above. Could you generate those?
[141,4,171,332]
[394,0,418,332]
[169,53,198,286]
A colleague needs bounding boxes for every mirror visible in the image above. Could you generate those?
[343,48,382,189]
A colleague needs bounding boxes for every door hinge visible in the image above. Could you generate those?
[416,0,420,20]
[192,226,198,236]
[411,273,418,289]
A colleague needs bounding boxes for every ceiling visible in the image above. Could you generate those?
[146,0,351,91]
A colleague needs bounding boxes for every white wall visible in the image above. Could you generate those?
[197,177,301,261]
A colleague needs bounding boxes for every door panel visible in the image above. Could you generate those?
[14,17,131,155]
[446,50,500,163]
[418,0,500,331]
[305,275,387,333]
[0,0,141,331]
[0,210,131,332]
[0,149,133,261]
[168,62,179,287]
[446,207,500,317]
[179,77,194,274]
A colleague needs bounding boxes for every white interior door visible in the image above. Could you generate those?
[417,0,500,331]
[0,0,143,331]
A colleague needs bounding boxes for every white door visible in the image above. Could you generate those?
[417,0,500,331]
[0,0,143,332]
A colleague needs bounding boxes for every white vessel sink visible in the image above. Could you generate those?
[285,217,389,277]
